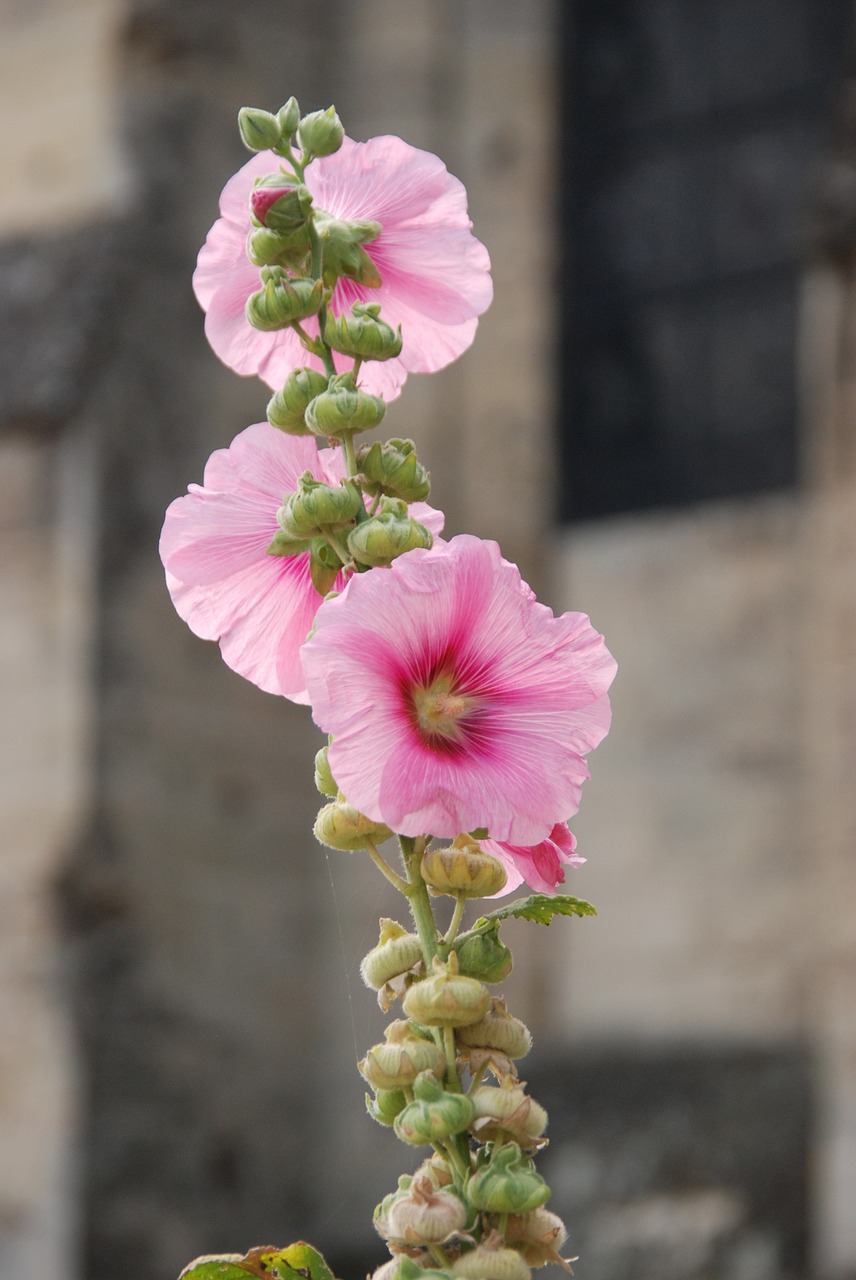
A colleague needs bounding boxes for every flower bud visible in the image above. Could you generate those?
[279,474,362,537]
[361,919,423,991]
[265,530,311,558]
[324,303,403,361]
[414,1154,454,1189]
[238,105,281,152]
[304,371,386,438]
[245,273,324,330]
[358,438,431,502]
[276,96,301,140]
[467,1144,550,1215]
[393,1071,475,1146]
[267,368,329,434]
[359,1020,445,1091]
[455,931,513,985]
[386,1176,468,1243]
[469,1077,548,1147]
[348,498,433,568]
[456,998,533,1060]
[402,954,491,1029]
[375,1174,414,1240]
[314,744,337,797]
[422,835,507,898]
[247,226,312,270]
[298,106,345,158]
[315,213,383,288]
[308,538,341,596]
[453,1242,531,1280]
[506,1209,569,1269]
[366,1087,407,1127]
[249,179,313,231]
[314,795,392,852]
[369,1259,403,1280]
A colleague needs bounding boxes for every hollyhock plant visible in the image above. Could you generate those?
[486,822,585,896]
[301,535,617,845]
[173,96,617,1280]
[159,421,443,702]
[194,136,493,399]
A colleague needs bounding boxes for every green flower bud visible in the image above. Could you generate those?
[386,1176,469,1244]
[245,273,324,331]
[393,1071,475,1146]
[265,530,311,558]
[298,106,345,159]
[366,1087,407,1127]
[314,744,337,797]
[249,178,313,231]
[304,371,386,438]
[358,438,431,502]
[422,835,507,898]
[314,795,392,852]
[456,997,533,1060]
[359,1020,446,1091]
[308,538,341,595]
[402,954,491,1029]
[506,1208,569,1269]
[238,105,281,152]
[279,474,362,537]
[467,1144,550,1215]
[348,498,433,568]
[276,96,301,140]
[455,930,513,985]
[360,918,423,990]
[267,368,329,434]
[324,302,403,361]
[247,225,312,270]
[469,1077,548,1147]
[315,211,383,288]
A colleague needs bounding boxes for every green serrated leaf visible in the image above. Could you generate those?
[473,893,597,929]
[179,1243,338,1280]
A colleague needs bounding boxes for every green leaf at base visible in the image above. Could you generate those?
[474,893,597,929]
[179,1242,338,1280]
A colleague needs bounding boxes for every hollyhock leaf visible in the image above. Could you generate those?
[179,1243,338,1280]
[194,137,492,395]
[473,895,598,929]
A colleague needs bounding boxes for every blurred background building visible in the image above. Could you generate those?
[1,2,855,1279]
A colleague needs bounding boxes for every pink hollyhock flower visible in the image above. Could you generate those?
[301,536,617,844]
[484,823,584,896]
[159,423,443,703]
[193,137,493,399]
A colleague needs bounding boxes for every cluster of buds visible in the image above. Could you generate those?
[358,820,578,1280]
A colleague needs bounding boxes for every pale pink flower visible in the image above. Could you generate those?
[484,822,585,896]
[158,423,443,703]
[301,536,617,844]
[193,136,493,399]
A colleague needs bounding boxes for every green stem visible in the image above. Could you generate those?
[308,221,323,279]
[438,1138,469,1184]
[315,304,338,379]
[364,841,410,896]
[340,430,358,478]
[427,1246,448,1270]
[497,1212,509,1240]
[400,836,439,965]
[325,530,352,566]
[352,356,363,383]
[443,895,467,947]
